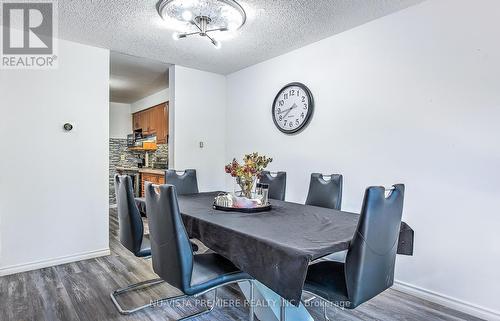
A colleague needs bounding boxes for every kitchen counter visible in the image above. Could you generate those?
[115,167,167,197]
[115,167,166,175]
[115,167,140,172]
[138,168,166,175]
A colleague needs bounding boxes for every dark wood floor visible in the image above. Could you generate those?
[0,209,482,321]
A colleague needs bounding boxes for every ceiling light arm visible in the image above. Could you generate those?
[190,20,203,33]
[190,21,227,34]
[178,30,202,37]
[205,33,220,48]
[178,20,220,48]
[205,27,228,33]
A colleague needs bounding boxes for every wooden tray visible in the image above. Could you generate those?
[213,202,272,213]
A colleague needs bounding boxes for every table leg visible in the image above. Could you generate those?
[280,297,286,321]
[239,281,314,321]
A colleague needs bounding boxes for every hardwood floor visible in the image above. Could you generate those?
[0,209,482,321]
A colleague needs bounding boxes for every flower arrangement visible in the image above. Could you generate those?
[225,152,273,198]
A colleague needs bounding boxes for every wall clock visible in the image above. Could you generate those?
[272,82,314,134]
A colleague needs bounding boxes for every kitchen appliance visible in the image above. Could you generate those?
[131,157,145,168]
[134,129,143,140]
[127,134,135,147]
[127,129,144,147]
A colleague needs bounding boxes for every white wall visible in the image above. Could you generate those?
[170,65,226,192]
[226,0,500,319]
[0,39,110,275]
[109,102,132,139]
[131,88,169,113]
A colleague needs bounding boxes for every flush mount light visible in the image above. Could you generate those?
[157,0,246,49]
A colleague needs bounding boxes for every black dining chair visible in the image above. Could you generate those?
[144,182,255,320]
[259,171,287,201]
[136,169,200,251]
[305,173,343,210]
[165,169,199,195]
[301,184,405,320]
[110,175,170,314]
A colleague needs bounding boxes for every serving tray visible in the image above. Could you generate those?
[213,202,272,213]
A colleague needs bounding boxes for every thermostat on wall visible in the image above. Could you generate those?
[63,123,73,131]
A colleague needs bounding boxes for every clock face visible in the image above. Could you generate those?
[272,82,314,134]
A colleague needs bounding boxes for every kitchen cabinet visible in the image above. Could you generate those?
[141,172,165,197]
[133,109,151,134]
[132,102,168,144]
[133,112,143,131]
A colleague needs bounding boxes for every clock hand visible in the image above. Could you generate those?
[283,103,298,118]
[278,107,292,114]
[277,103,298,115]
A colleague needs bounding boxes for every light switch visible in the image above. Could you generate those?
[120,154,126,161]
[199,141,204,148]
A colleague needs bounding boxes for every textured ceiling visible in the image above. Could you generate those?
[110,51,170,104]
[59,0,425,75]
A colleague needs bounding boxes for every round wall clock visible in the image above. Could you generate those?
[272,82,314,134]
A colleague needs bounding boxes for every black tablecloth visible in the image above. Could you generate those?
[135,192,414,306]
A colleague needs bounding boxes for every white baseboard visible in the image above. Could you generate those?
[0,248,110,277]
[394,280,500,321]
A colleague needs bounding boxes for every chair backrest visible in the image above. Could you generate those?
[259,171,287,201]
[114,175,144,256]
[305,173,343,210]
[165,169,199,195]
[145,183,193,292]
[345,184,405,308]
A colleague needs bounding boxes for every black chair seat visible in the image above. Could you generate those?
[136,235,152,257]
[187,253,251,295]
[139,237,199,258]
[304,261,350,304]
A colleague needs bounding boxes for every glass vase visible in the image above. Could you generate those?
[235,176,256,199]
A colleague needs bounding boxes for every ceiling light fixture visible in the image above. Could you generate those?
[157,0,247,49]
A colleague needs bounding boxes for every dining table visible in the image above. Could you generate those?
[136,192,414,321]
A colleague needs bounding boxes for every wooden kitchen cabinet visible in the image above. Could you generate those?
[141,172,165,197]
[132,102,168,144]
[153,103,168,144]
[133,111,143,131]
[141,114,151,135]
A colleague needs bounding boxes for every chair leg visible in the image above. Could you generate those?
[280,297,286,321]
[110,278,170,314]
[181,282,256,321]
[177,288,217,321]
[249,281,255,321]
[112,278,255,320]
[303,294,317,304]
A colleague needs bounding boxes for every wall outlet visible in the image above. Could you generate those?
[120,154,126,161]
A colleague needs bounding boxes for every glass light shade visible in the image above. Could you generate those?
[181,10,193,21]
[158,0,246,32]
